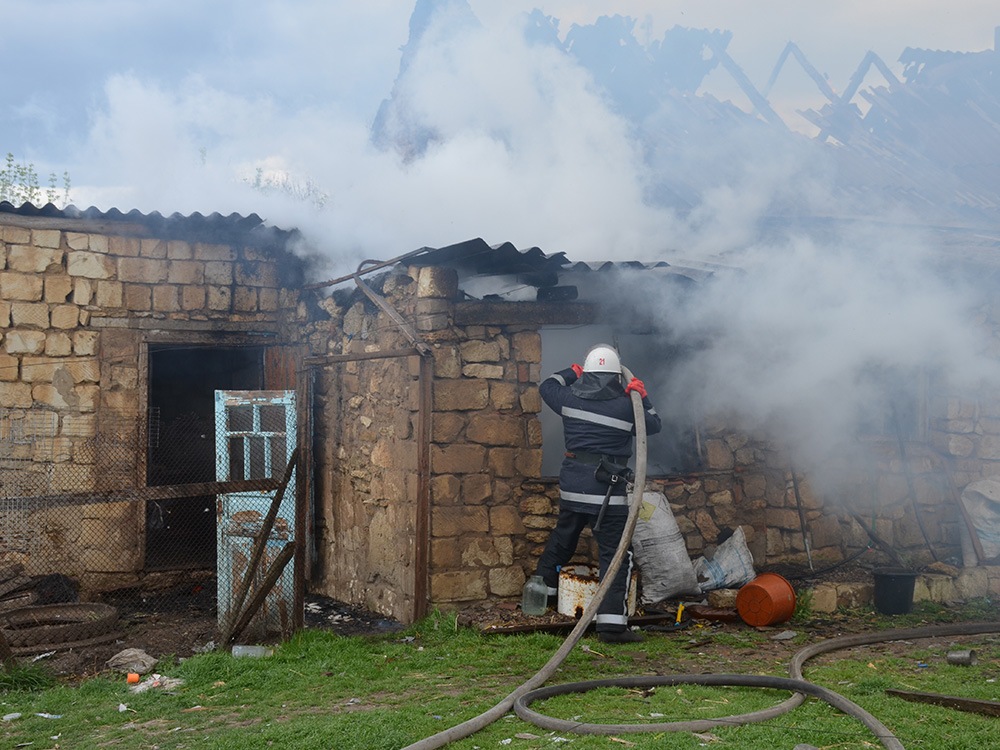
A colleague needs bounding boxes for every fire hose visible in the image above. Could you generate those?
[401,364,650,750]
[401,367,1000,750]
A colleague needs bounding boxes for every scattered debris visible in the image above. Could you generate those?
[771,630,798,641]
[106,648,159,675]
[128,673,185,694]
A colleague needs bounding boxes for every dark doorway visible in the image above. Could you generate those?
[146,345,264,570]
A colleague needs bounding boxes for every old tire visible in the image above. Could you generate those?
[0,603,119,648]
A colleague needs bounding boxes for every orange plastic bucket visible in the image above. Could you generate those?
[736,573,796,627]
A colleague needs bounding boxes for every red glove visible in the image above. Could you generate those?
[570,363,583,378]
[625,378,647,399]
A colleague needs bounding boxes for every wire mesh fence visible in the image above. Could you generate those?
[0,392,298,653]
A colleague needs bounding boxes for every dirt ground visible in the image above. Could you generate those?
[17,561,997,683]
[23,587,406,683]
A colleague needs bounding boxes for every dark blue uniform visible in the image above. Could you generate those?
[534,365,662,633]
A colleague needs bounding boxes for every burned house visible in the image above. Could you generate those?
[4,21,1000,632]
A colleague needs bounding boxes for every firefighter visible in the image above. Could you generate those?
[533,343,662,643]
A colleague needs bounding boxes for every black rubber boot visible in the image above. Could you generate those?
[597,629,643,644]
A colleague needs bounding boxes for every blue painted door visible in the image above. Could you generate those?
[215,390,296,639]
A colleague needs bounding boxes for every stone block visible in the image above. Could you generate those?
[8,245,61,273]
[489,565,525,597]
[432,347,462,378]
[235,261,278,287]
[73,330,99,356]
[152,285,180,312]
[0,225,30,243]
[208,286,231,310]
[430,570,487,602]
[706,588,738,608]
[461,473,493,504]
[1,271,44,301]
[512,331,541,364]
[704,439,734,470]
[204,261,233,285]
[415,266,458,299]
[45,332,72,357]
[194,243,236,262]
[835,582,873,609]
[466,414,524,446]
[434,378,489,411]
[50,304,79,329]
[67,251,115,280]
[167,260,205,285]
[108,236,140,258]
[432,443,486,474]
[139,239,167,258]
[11,302,48,327]
[431,474,462,505]
[460,340,501,363]
[71,278,93,305]
[432,506,490,537]
[95,280,123,308]
[0,352,18,381]
[61,414,97,438]
[415,298,449,331]
[5,330,45,355]
[0,382,32,408]
[462,363,504,379]
[513,448,542,476]
[181,285,207,310]
[123,285,151,310]
[167,240,193,260]
[520,387,541,414]
[31,229,61,249]
[431,537,465,568]
[233,287,257,311]
[487,447,517,477]
[459,537,503,567]
[118,257,167,284]
[490,505,526,535]
[259,288,278,311]
[955,568,989,600]
[810,584,838,613]
[519,494,553,516]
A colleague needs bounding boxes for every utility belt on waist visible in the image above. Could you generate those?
[564,451,628,466]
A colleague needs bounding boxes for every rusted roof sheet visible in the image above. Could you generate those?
[0,201,299,249]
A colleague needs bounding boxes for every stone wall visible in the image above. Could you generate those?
[0,216,306,594]
[311,262,1000,621]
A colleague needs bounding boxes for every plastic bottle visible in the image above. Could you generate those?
[521,575,548,616]
[232,645,273,658]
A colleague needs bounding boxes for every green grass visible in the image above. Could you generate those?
[0,603,997,749]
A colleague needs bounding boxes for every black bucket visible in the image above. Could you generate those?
[873,568,918,615]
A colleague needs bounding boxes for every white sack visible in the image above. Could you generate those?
[692,525,756,592]
[630,491,701,605]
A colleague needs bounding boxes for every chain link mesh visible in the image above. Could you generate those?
[0,395,296,651]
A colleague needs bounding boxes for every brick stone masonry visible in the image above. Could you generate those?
[0,218,307,595]
[314,262,1000,621]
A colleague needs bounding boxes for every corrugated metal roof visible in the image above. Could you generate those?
[409,237,720,283]
[0,201,300,249]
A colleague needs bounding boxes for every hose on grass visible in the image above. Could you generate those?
[511,620,1000,749]
[401,357,1000,750]
[400,366,649,750]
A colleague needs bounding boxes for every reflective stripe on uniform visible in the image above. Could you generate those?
[561,490,629,506]
[595,613,628,626]
[550,373,568,386]
[561,406,633,432]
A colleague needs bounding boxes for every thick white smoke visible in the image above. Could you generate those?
[42,2,1000,491]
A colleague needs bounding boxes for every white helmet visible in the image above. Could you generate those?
[583,344,621,373]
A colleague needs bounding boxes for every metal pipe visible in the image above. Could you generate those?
[414,354,433,621]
